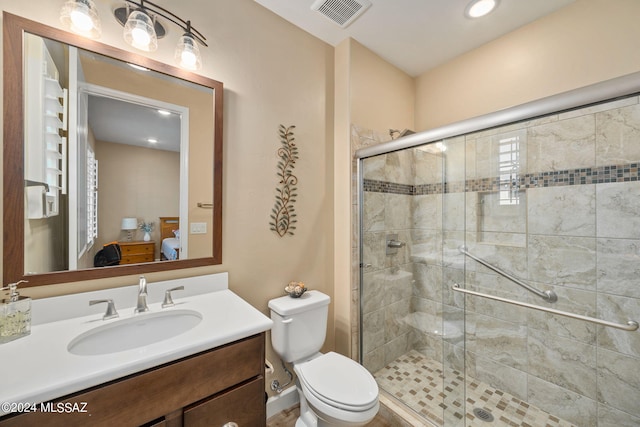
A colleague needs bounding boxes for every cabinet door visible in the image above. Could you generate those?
[184,378,265,427]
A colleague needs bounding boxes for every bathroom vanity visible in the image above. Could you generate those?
[0,273,273,427]
[0,334,265,426]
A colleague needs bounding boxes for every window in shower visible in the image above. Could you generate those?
[477,129,527,247]
[498,133,521,205]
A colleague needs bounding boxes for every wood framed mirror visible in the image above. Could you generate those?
[3,12,223,287]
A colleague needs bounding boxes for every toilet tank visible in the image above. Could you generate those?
[268,291,330,363]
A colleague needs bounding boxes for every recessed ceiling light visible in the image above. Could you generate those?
[465,0,498,18]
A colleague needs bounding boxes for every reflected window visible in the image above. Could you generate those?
[87,147,98,247]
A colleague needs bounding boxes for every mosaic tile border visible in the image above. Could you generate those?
[363,162,640,195]
[362,180,414,195]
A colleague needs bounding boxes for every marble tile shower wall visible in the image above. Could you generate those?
[351,125,413,364]
[356,96,640,426]
[351,127,381,360]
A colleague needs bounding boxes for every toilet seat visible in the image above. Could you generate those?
[295,352,379,412]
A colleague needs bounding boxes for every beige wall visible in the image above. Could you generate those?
[0,0,335,394]
[333,39,351,356]
[350,39,415,136]
[415,0,640,129]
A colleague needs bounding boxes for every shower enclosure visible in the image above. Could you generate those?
[356,74,640,426]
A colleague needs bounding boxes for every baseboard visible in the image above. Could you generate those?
[266,386,299,419]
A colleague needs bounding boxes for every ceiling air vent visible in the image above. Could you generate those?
[311,0,372,28]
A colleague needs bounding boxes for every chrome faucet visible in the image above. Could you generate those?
[135,275,149,313]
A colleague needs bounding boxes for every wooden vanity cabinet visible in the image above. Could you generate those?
[0,333,266,427]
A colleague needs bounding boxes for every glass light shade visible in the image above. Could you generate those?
[465,0,498,18]
[175,34,202,70]
[123,10,158,52]
[121,217,138,231]
[60,0,102,39]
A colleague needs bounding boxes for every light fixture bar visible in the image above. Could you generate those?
[63,0,209,70]
[120,0,208,47]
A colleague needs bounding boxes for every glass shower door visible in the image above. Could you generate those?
[360,139,467,426]
[360,94,640,427]
[457,96,640,426]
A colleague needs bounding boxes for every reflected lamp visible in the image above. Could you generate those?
[121,217,138,241]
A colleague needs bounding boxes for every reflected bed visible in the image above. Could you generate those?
[159,216,180,260]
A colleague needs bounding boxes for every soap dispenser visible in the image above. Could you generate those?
[0,280,31,343]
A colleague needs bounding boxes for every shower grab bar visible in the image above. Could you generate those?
[458,245,558,303]
[451,284,639,332]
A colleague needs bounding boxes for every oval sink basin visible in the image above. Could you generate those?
[68,309,202,356]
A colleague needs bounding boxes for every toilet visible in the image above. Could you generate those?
[269,291,379,427]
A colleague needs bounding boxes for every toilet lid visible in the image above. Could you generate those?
[296,352,378,410]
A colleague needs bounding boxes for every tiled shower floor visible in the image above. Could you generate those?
[374,350,576,427]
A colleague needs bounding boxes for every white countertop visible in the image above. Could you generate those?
[0,273,273,416]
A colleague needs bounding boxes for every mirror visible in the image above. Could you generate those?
[3,13,223,287]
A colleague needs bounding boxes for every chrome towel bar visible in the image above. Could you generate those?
[452,284,639,332]
[458,245,558,303]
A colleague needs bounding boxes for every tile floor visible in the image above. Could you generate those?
[267,350,578,426]
[266,404,391,426]
[374,350,577,427]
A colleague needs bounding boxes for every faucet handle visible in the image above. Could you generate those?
[162,286,185,308]
[90,299,119,320]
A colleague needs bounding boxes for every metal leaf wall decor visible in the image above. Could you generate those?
[270,125,299,237]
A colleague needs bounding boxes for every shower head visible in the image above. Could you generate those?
[389,128,416,139]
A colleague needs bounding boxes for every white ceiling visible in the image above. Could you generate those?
[88,96,181,152]
[254,0,575,77]
[77,51,199,153]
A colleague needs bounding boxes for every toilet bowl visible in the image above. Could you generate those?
[268,291,379,426]
[295,352,379,426]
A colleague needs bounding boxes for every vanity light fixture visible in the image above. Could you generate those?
[123,8,158,52]
[63,0,208,70]
[465,0,498,18]
[59,0,102,39]
[114,0,207,70]
[175,22,202,71]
